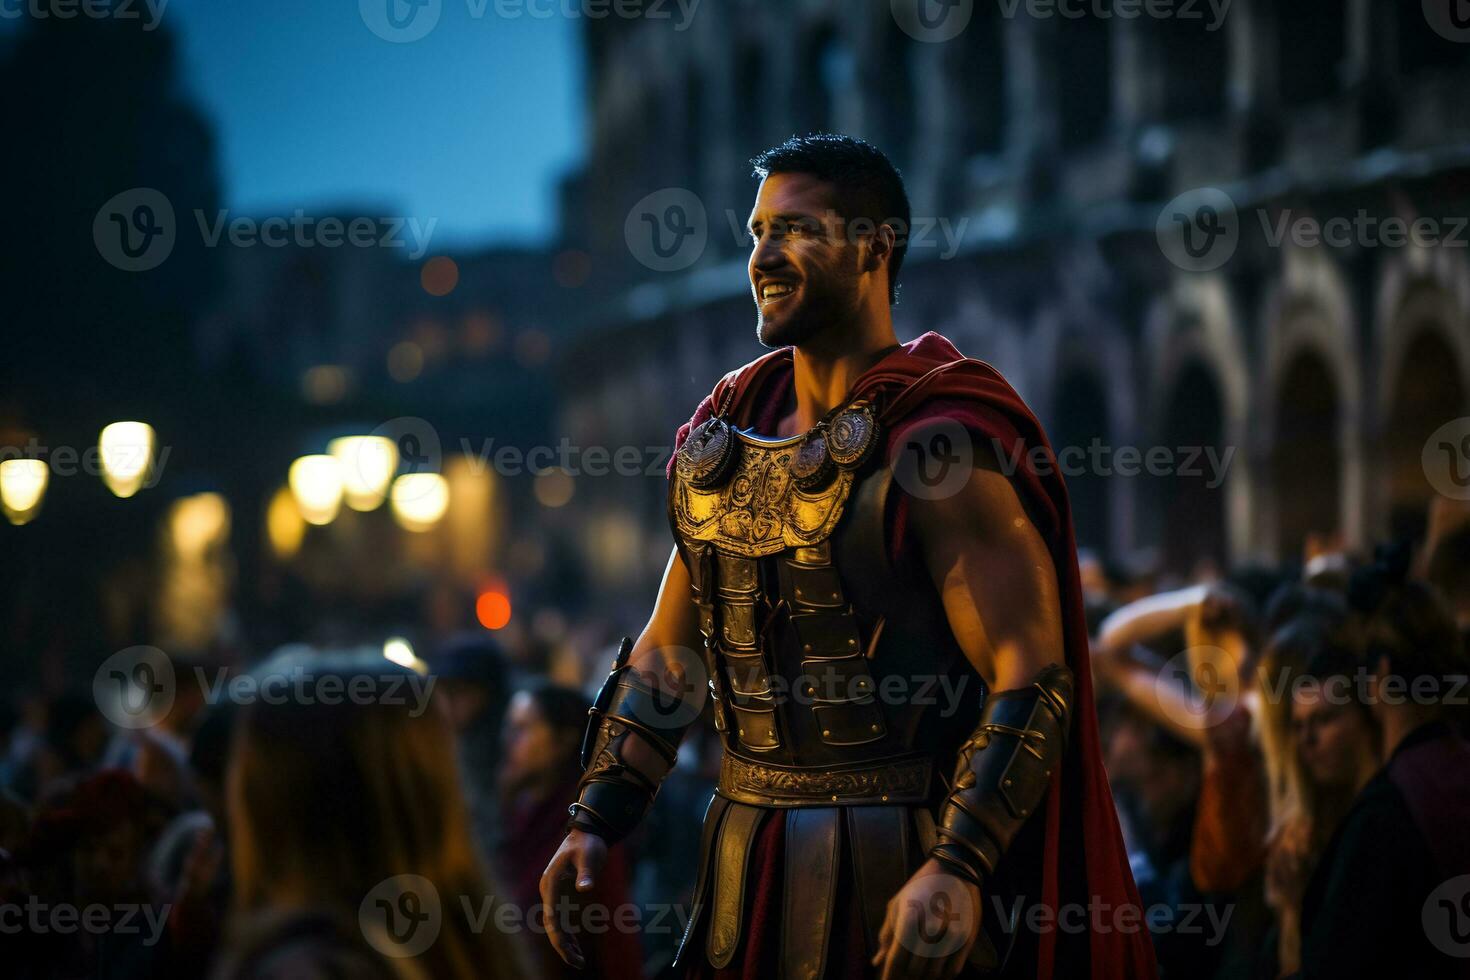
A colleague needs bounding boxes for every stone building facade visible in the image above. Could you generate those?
[553,0,1470,609]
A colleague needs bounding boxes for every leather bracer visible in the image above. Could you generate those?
[929,662,1074,885]
[567,638,694,844]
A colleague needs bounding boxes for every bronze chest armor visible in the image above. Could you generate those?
[669,410,985,808]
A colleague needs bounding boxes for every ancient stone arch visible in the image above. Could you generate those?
[1028,301,1139,558]
[1144,274,1253,567]
[1257,245,1364,558]
[1373,244,1470,540]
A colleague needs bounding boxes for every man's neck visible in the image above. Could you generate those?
[780,321,900,435]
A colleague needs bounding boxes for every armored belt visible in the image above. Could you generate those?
[717,752,934,807]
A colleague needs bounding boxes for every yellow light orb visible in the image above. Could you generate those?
[98,421,156,498]
[390,472,449,532]
[169,492,230,560]
[266,485,306,559]
[288,454,345,526]
[533,468,575,508]
[328,435,398,511]
[0,459,49,525]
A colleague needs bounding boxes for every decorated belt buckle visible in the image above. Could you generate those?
[677,416,739,489]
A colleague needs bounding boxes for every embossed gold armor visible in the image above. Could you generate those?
[668,403,994,976]
[670,424,856,558]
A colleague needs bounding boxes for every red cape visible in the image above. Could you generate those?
[673,331,1158,979]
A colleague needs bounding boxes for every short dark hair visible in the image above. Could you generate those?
[751,133,910,304]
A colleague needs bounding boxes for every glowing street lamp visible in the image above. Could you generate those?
[99,421,156,498]
[169,492,230,561]
[328,435,398,511]
[390,473,449,532]
[383,636,428,674]
[0,459,49,525]
[288,454,345,526]
[266,485,306,559]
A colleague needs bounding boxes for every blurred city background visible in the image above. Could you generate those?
[1,1,1469,977]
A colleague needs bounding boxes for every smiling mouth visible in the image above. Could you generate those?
[759,282,797,306]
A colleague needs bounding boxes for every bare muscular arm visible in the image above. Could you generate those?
[540,545,704,968]
[910,441,1066,690]
[872,438,1067,980]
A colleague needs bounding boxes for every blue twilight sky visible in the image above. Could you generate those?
[160,0,587,249]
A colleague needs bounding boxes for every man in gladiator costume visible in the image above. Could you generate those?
[542,134,1157,979]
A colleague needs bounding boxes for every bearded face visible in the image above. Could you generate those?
[747,173,867,350]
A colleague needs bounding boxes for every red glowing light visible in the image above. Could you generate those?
[476,590,512,630]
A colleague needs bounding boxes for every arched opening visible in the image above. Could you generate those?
[953,4,1006,156]
[1272,350,1342,561]
[1157,14,1228,120]
[734,42,765,158]
[868,15,917,171]
[683,67,705,194]
[1159,360,1228,577]
[1051,368,1111,556]
[796,25,851,136]
[640,89,671,189]
[1056,11,1112,150]
[1383,327,1466,543]
[1279,0,1346,106]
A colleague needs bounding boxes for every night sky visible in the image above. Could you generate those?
[157,0,586,248]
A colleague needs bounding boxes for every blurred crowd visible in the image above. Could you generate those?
[1084,497,1470,979]
[0,499,1467,979]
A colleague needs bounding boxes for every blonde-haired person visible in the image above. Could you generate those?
[1258,620,1379,976]
[214,654,532,980]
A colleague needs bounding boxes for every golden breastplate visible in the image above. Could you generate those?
[670,404,879,556]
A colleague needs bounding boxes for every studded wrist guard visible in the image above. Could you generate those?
[930,662,1074,885]
[567,638,694,844]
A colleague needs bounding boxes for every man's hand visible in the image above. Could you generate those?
[538,828,608,969]
[871,857,982,980]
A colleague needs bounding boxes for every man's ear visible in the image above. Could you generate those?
[864,222,896,275]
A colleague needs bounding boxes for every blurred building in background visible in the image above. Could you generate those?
[554,0,1470,618]
[2,2,1469,684]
